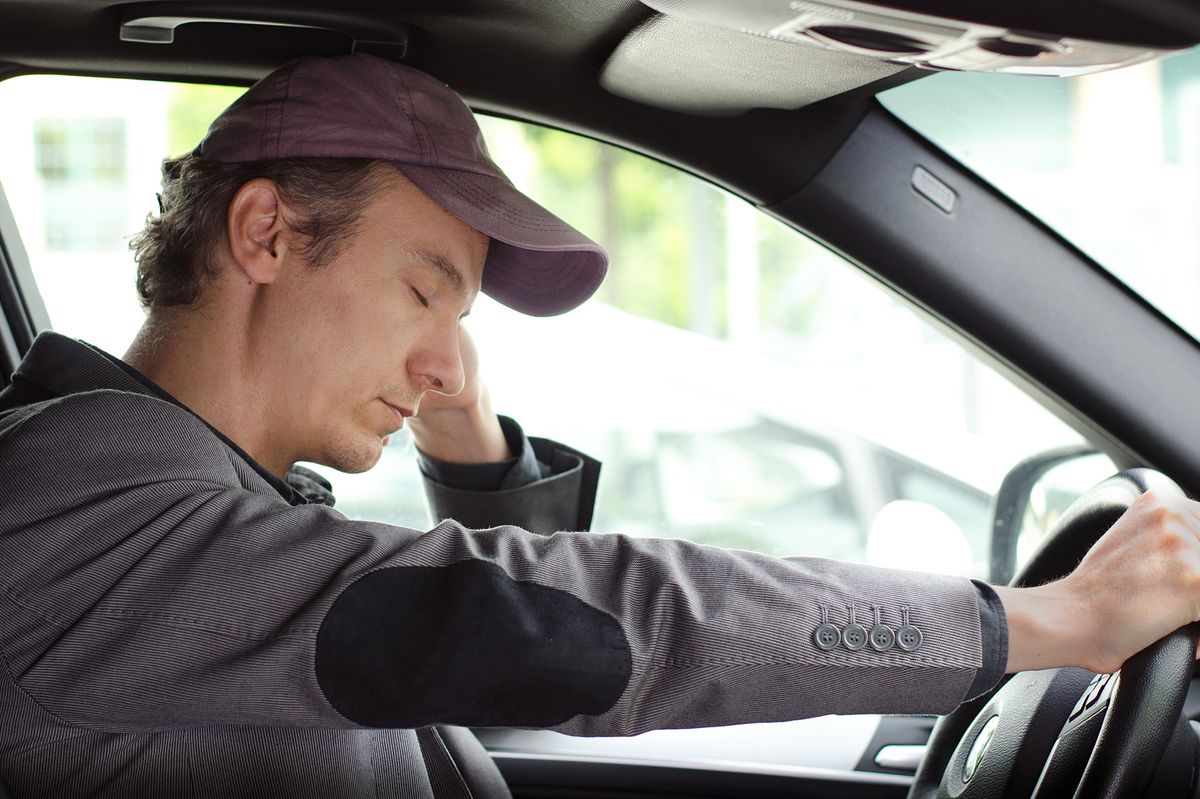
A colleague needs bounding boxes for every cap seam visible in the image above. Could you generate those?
[422,169,576,232]
[257,72,273,159]
[272,63,293,159]
[392,67,433,162]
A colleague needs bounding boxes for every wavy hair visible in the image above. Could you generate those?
[130,156,392,309]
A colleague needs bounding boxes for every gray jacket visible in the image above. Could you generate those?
[0,332,993,797]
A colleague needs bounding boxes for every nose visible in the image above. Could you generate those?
[411,323,466,398]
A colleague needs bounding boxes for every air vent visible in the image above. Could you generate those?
[807,26,931,55]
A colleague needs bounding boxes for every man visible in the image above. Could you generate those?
[1,53,1199,797]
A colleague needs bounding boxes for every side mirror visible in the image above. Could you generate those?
[989,445,1115,584]
[866,499,973,576]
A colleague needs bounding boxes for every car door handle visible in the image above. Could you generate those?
[873,743,927,772]
[117,2,408,57]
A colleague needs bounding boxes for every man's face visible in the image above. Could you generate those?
[265,169,487,473]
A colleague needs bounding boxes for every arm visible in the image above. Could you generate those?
[416,416,601,534]
[1,391,985,737]
[406,324,599,533]
[403,321,509,465]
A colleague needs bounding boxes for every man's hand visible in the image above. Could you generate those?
[996,485,1200,675]
[406,324,512,464]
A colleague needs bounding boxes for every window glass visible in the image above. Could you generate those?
[649,424,860,558]
[880,452,991,574]
[35,118,128,251]
[0,75,1096,580]
[1016,452,1118,569]
[880,46,1200,345]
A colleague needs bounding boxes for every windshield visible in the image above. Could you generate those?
[881,45,1200,344]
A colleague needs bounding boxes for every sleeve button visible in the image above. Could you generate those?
[841,622,868,651]
[814,623,841,651]
[869,625,895,652]
[896,624,923,652]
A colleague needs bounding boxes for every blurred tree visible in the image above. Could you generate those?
[759,221,828,340]
[514,123,728,333]
[167,84,243,157]
[499,118,833,345]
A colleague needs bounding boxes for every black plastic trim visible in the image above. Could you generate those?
[116,1,409,59]
[989,444,1098,585]
[0,226,31,384]
[771,105,1200,499]
[490,754,908,799]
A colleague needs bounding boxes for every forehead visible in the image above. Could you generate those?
[366,167,489,287]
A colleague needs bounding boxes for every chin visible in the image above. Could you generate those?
[318,436,385,474]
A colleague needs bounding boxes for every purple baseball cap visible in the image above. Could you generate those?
[196,54,608,317]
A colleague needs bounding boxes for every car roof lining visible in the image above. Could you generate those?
[598,14,907,118]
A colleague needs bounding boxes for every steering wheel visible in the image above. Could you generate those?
[908,469,1200,799]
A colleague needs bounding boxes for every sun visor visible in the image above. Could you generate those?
[600,14,905,117]
[637,0,1193,78]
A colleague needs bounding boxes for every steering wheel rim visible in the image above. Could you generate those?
[908,468,1200,799]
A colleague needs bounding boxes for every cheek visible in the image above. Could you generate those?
[335,315,429,394]
[319,283,418,355]
[287,268,429,399]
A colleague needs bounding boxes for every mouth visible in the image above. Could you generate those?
[380,399,414,432]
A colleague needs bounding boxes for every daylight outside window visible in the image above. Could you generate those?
[0,74,1109,582]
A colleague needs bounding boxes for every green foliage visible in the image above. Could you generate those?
[492,121,735,333]
[481,117,832,343]
[534,127,598,181]
[758,220,828,338]
[167,84,244,158]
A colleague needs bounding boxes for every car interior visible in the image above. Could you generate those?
[5,1,1200,797]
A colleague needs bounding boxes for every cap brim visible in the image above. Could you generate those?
[396,163,608,317]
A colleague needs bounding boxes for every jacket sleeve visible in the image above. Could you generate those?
[0,390,985,737]
[418,416,601,534]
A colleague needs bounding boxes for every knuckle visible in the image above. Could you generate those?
[1155,528,1188,555]
[1181,568,1200,595]
[1146,504,1178,529]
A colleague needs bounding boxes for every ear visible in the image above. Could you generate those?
[227,179,287,285]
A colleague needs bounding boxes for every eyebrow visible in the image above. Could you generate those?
[407,247,467,295]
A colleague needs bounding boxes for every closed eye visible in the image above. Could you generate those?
[411,287,430,309]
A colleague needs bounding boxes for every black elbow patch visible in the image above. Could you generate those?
[315,560,632,728]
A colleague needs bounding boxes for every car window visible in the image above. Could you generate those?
[0,75,1104,581]
[1016,452,1120,568]
[879,451,991,574]
[880,45,1200,346]
[650,423,860,558]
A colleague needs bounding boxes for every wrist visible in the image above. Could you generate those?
[409,401,511,464]
[993,580,1097,673]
